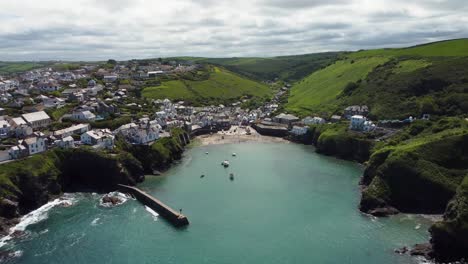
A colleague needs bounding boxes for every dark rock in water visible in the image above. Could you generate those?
[11,230,27,239]
[394,246,408,255]
[410,243,433,258]
[102,195,123,205]
[0,199,19,219]
[368,206,399,217]
[0,217,20,236]
[0,250,17,262]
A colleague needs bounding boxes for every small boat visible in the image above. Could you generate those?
[221,160,230,167]
[232,153,237,157]
[229,173,234,181]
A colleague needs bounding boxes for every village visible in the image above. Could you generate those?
[0,60,426,163]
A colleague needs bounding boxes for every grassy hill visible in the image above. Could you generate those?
[142,66,271,105]
[286,39,468,118]
[287,57,389,115]
[349,38,468,59]
[0,62,46,75]
[173,52,340,82]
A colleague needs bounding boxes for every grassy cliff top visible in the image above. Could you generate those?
[142,66,271,105]
[349,39,468,59]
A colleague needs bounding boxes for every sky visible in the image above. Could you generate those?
[0,0,467,61]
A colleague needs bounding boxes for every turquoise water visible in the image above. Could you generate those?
[5,143,433,264]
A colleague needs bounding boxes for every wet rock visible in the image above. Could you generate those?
[10,230,27,239]
[0,217,19,236]
[0,250,15,262]
[102,195,123,205]
[394,246,408,255]
[0,199,19,218]
[368,206,399,217]
[410,243,433,258]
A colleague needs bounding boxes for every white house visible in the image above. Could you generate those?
[290,126,308,136]
[116,121,160,145]
[56,136,75,149]
[15,124,33,138]
[72,110,96,122]
[303,116,325,125]
[350,115,375,132]
[9,133,47,158]
[350,115,366,131]
[8,145,28,159]
[81,129,114,149]
[0,120,11,138]
[53,123,90,139]
[38,80,60,92]
[103,75,118,82]
[22,111,52,129]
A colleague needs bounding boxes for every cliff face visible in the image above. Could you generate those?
[307,124,373,163]
[0,130,189,222]
[360,133,468,214]
[430,175,468,262]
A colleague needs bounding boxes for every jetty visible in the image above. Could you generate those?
[118,184,189,227]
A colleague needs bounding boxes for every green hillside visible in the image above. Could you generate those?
[350,38,468,59]
[0,62,45,75]
[174,52,340,81]
[142,66,271,105]
[287,57,389,115]
[286,39,468,118]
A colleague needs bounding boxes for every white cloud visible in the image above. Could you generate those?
[0,0,466,60]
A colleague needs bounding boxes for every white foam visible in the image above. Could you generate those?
[91,218,100,226]
[0,194,76,248]
[415,223,421,230]
[145,206,159,221]
[99,191,132,208]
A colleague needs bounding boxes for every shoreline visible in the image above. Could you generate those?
[192,126,289,146]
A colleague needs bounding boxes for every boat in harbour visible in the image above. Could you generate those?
[221,160,230,167]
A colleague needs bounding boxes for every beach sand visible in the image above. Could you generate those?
[193,126,289,146]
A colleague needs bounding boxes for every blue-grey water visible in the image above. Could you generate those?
[3,143,433,263]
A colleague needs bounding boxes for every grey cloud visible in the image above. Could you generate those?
[260,0,349,9]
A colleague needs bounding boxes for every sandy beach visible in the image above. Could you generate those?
[193,126,289,146]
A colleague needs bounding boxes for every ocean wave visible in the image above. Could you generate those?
[0,194,77,248]
[145,206,159,221]
[91,218,100,226]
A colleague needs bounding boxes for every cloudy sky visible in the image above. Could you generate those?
[0,0,467,61]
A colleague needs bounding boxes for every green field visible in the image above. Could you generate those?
[0,62,45,75]
[171,52,340,81]
[286,39,468,118]
[286,57,389,115]
[349,38,468,59]
[142,66,271,104]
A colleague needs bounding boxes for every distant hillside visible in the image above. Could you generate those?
[0,62,46,75]
[142,66,271,105]
[286,39,468,119]
[349,38,468,59]
[174,52,340,82]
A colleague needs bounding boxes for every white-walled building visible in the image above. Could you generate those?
[0,120,11,138]
[22,111,52,129]
[72,110,96,122]
[53,124,90,139]
[290,126,308,136]
[81,129,114,149]
[303,116,325,125]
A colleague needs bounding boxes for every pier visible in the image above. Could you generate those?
[118,184,189,227]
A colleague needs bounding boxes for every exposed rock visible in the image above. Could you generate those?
[0,199,19,218]
[0,250,16,262]
[394,246,408,255]
[410,243,433,258]
[0,217,20,236]
[10,230,27,239]
[102,195,123,205]
[368,206,399,217]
